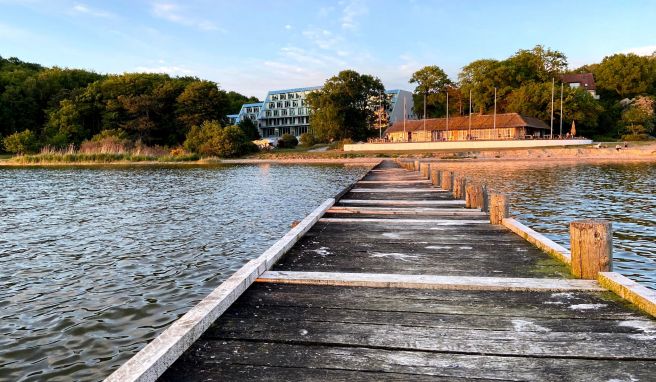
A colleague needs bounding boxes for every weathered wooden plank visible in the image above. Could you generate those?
[161,340,656,382]
[599,272,656,318]
[349,188,448,193]
[339,199,466,206]
[357,180,431,184]
[503,218,572,264]
[327,206,485,216]
[256,271,604,292]
[319,218,489,225]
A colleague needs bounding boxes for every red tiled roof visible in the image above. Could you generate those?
[385,113,549,134]
[560,73,596,91]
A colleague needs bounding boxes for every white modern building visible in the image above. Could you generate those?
[227,102,264,125]
[231,87,416,138]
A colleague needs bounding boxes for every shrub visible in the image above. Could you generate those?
[3,130,40,154]
[184,121,258,158]
[237,118,261,140]
[277,133,298,148]
[299,132,317,147]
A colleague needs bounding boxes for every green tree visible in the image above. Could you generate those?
[225,91,259,114]
[594,54,656,99]
[3,129,39,154]
[620,96,655,140]
[176,81,229,131]
[277,133,298,148]
[307,70,385,141]
[237,117,260,140]
[409,65,453,118]
[183,121,257,157]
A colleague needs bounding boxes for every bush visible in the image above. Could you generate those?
[299,132,317,147]
[184,121,258,158]
[3,130,40,154]
[237,118,261,140]
[277,133,299,149]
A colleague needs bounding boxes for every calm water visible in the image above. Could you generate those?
[1,162,655,381]
[0,164,370,382]
[439,161,656,289]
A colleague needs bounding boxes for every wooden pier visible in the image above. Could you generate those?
[107,160,656,382]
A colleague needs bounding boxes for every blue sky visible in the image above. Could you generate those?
[1,0,655,99]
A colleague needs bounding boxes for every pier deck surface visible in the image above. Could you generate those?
[159,160,656,381]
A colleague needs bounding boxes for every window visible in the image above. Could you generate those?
[277,102,283,108]
[290,109,295,116]
[271,95,278,101]
[266,110,272,117]
[273,110,279,116]
[281,109,287,116]
[280,94,286,100]
[269,102,275,108]
[298,107,303,114]
[292,100,298,107]
[285,101,290,107]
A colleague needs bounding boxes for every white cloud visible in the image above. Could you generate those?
[151,2,221,32]
[134,64,194,76]
[621,44,656,56]
[71,3,115,18]
[340,0,368,30]
[302,28,340,50]
[284,24,292,30]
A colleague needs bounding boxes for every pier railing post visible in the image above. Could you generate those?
[420,163,430,179]
[570,220,613,279]
[440,171,453,192]
[489,193,508,224]
[453,175,466,199]
[466,183,485,209]
[414,160,420,172]
[430,167,440,187]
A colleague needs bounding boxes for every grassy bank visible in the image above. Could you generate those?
[8,152,199,164]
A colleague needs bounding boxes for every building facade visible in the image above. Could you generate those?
[257,86,320,137]
[560,73,600,99]
[227,102,264,126]
[385,113,549,142]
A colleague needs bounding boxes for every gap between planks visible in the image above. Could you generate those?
[256,271,604,292]
[350,188,446,193]
[320,218,488,225]
[328,206,484,216]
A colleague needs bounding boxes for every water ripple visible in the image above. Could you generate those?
[0,164,369,381]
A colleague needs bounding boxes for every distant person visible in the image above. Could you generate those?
[624,142,628,148]
[615,144,621,152]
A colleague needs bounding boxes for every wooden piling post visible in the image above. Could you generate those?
[420,163,430,179]
[489,193,508,224]
[570,220,613,279]
[430,167,440,186]
[414,160,420,172]
[453,175,466,199]
[440,170,452,191]
[465,183,485,209]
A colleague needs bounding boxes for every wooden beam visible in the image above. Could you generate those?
[339,199,465,206]
[256,271,605,292]
[320,218,490,225]
[350,188,448,193]
[328,206,485,216]
[357,180,431,184]
[598,272,656,318]
[502,218,571,265]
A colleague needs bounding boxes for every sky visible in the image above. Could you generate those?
[1,0,655,99]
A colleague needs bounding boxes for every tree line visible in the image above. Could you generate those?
[0,56,259,155]
[308,45,656,142]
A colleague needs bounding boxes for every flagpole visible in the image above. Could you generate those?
[493,87,497,140]
[560,82,564,137]
[468,89,472,140]
[550,78,554,139]
[446,90,449,141]
[423,91,427,141]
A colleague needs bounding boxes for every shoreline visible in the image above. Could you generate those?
[1,143,654,167]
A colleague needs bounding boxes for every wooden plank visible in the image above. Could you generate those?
[502,218,572,264]
[256,271,604,292]
[599,272,656,318]
[103,198,336,382]
[350,188,447,193]
[339,199,466,206]
[357,180,431,184]
[320,218,489,225]
[327,206,485,216]
[161,340,656,382]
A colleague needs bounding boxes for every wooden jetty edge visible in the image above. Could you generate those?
[106,159,656,382]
